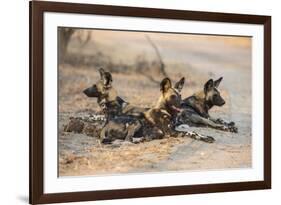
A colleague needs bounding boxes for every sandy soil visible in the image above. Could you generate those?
[59,30,252,176]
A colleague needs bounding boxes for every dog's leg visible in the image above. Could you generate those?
[125,121,142,143]
[208,116,238,133]
[81,114,106,122]
[191,114,237,132]
[209,116,234,126]
[209,116,224,124]
[175,124,215,143]
[190,114,223,128]
[184,131,215,143]
[99,125,113,144]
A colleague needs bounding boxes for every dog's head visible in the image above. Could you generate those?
[204,77,225,106]
[157,77,185,115]
[83,68,123,115]
[83,68,114,98]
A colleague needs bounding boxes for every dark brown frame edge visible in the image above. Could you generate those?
[29,1,271,204]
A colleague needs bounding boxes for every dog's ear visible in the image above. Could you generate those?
[99,68,112,87]
[99,68,105,78]
[204,79,214,93]
[160,78,172,93]
[174,77,185,92]
[214,77,223,88]
[103,72,112,87]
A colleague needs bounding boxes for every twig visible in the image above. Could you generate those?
[140,71,160,84]
[145,35,167,77]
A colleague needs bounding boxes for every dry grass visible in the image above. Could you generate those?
[59,137,187,176]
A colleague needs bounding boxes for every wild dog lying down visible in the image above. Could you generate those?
[83,68,148,118]
[178,77,238,133]
[100,77,215,144]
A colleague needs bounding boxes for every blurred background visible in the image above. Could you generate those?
[58,28,251,115]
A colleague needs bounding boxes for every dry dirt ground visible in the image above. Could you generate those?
[58,30,252,176]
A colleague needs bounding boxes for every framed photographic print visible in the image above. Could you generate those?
[29,1,271,204]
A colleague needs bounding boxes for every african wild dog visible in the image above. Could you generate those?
[178,77,238,132]
[83,68,148,119]
[99,77,215,144]
[143,77,185,135]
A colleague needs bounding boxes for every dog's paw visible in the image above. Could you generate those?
[216,119,236,128]
[219,125,229,131]
[222,122,238,133]
[219,124,238,133]
[229,125,238,133]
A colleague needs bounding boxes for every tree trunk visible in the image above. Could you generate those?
[58,28,75,63]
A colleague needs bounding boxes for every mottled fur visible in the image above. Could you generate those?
[179,77,238,132]
[99,77,186,143]
[83,72,215,144]
[83,68,148,119]
[144,77,184,135]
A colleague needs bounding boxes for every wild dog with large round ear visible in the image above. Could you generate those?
[83,68,148,118]
[83,68,121,117]
[158,77,184,115]
[83,68,117,98]
[144,77,185,135]
[180,76,238,133]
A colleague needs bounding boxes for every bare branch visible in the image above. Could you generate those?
[140,71,160,84]
[58,28,76,63]
[135,54,160,84]
[145,35,167,77]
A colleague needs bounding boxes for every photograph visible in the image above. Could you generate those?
[58,28,251,177]
[29,2,271,203]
